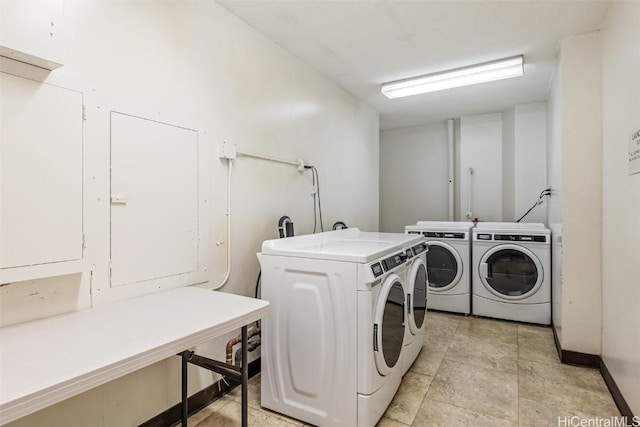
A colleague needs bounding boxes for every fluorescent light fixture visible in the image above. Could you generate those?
[381,55,524,99]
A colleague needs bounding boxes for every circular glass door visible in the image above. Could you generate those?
[479,244,543,300]
[408,259,427,334]
[374,276,405,375]
[426,242,462,292]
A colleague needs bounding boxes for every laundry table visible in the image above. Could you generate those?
[0,286,269,426]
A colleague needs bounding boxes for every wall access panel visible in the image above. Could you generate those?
[110,112,199,288]
[0,72,83,272]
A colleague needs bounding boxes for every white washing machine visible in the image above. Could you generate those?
[260,228,424,427]
[399,240,428,375]
[472,222,551,325]
[405,221,473,315]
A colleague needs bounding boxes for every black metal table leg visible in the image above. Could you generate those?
[181,351,189,426]
[241,325,248,427]
[176,326,251,427]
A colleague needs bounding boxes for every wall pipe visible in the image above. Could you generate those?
[212,150,305,290]
[211,159,233,290]
[447,119,455,221]
[466,167,474,220]
[236,150,300,167]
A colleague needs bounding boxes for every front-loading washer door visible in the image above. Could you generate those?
[373,274,405,376]
[426,242,463,292]
[478,244,543,300]
[407,258,427,335]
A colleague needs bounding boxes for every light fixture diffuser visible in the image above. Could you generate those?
[381,55,524,99]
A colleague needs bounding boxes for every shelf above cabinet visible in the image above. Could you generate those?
[0,260,86,285]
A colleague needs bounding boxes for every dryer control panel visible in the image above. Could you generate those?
[381,252,406,272]
[370,262,384,278]
[411,242,428,255]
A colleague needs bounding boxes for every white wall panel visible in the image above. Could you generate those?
[601,0,640,414]
[502,107,515,221]
[0,72,82,270]
[379,122,449,232]
[110,112,199,288]
[559,33,602,355]
[459,113,502,222]
[514,102,547,224]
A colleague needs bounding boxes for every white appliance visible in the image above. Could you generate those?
[260,228,424,427]
[472,222,551,325]
[405,221,473,315]
[400,240,428,375]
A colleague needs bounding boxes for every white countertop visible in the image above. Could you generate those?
[0,287,269,425]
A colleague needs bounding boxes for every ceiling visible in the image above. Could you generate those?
[216,0,611,130]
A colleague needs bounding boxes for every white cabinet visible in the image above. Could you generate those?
[0,72,83,280]
[0,0,64,69]
[109,112,199,288]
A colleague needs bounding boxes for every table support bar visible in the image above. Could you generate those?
[179,325,249,427]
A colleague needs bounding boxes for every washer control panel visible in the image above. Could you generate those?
[494,234,547,242]
[424,231,466,239]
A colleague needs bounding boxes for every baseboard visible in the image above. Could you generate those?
[552,325,635,420]
[551,325,600,368]
[601,359,635,421]
[139,358,261,427]
[560,349,601,369]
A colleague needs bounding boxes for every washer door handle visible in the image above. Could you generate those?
[480,262,489,279]
[373,324,379,352]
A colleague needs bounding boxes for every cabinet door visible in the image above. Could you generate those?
[110,112,198,288]
[0,72,83,269]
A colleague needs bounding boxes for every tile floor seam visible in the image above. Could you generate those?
[436,355,520,378]
[406,371,436,426]
[421,394,517,426]
[426,333,519,425]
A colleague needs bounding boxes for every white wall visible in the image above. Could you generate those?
[514,103,547,224]
[546,32,602,355]
[379,122,449,232]
[600,0,640,415]
[547,59,563,339]
[503,103,548,224]
[560,33,602,355]
[459,113,503,222]
[1,1,378,426]
[502,107,516,221]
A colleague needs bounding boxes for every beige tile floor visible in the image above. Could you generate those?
[188,311,619,427]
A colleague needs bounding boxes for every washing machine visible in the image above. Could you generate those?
[399,240,428,375]
[472,222,551,325]
[405,221,473,314]
[260,228,424,426]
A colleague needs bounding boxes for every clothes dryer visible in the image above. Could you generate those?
[399,241,428,375]
[260,229,423,427]
[405,221,473,314]
[346,232,428,376]
[472,222,551,325]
